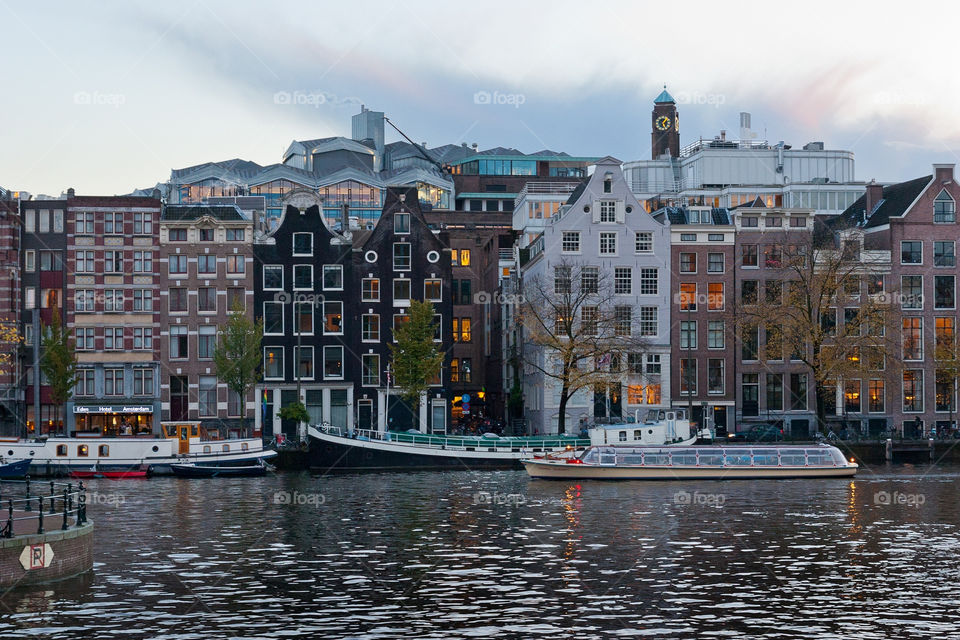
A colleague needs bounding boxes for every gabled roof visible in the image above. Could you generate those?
[478,146,524,156]
[733,196,767,209]
[833,175,931,229]
[162,204,248,222]
[592,155,623,166]
[315,166,384,189]
[381,166,454,189]
[247,163,319,187]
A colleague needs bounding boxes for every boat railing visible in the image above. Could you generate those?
[318,424,589,451]
[0,478,87,538]
[595,445,847,468]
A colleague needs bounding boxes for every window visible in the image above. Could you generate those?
[24,250,35,272]
[902,275,923,309]
[362,314,380,341]
[903,317,923,360]
[450,358,460,383]
[766,373,783,411]
[393,243,412,270]
[199,228,214,242]
[459,279,472,304]
[25,288,35,310]
[133,369,153,397]
[452,249,471,266]
[362,354,379,386]
[168,288,187,313]
[75,251,95,273]
[198,287,216,312]
[628,353,644,374]
[293,264,313,290]
[227,287,245,311]
[821,308,836,335]
[786,373,806,411]
[741,216,758,228]
[263,265,283,290]
[76,328,95,351]
[103,327,123,350]
[937,370,955,412]
[903,370,923,412]
[295,346,314,380]
[742,325,759,360]
[168,255,187,275]
[104,290,124,312]
[599,200,616,222]
[424,279,442,301]
[134,213,152,235]
[394,212,410,234]
[40,251,62,272]
[581,306,598,336]
[323,265,343,290]
[393,278,411,302]
[765,323,782,361]
[226,228,245,241]
[901,241,922,264]
[263,347,283,379]
[362,278,380,301]
[554,266,571,295]
[934,189,956,223]
[615,306,631,337]
[104,369,124,396]
[323,346,344,379]
[790,216,807,228]
[104,212,123,234]
[640,268,658,295]
[599,232,617,255]
[708,320,725,348]
[24,210,34,233]
[680,359,697,394]
[293,233,313,256]
[679,252,696,273]
[742,373,759,416]
[228,390,241,418]
[170,326,188,359]
[198,326,215,359]
[679,283,696,311]
[104,251,123,274]
[133,327,152,350]
[935,241,956,267]
[614,267,632,295]
[680,233,696,242]
[765,216,782,228]
[133,251,152,273]
[169,228,187,241]
[742,244,758,267]
[868,275,884,296]
[869,379,885,413]
[936,275,955,309]
[640,307,657,336]
[645,354,661,375]
[263,301,284,335]
[198,376,217,416]
[937,317,955,347]
[708,283,724,310]
[459,317,472,342]
[764,244,782,268]
[707,253,724,273]
[225,256,245,274]
[75,370,95,397]
[680,320,697,349]
[562,231,581,253]
[635,232,653,253]
[75,290,95,312]
[197,255,216,274]
[323,301,343,334]
[708,233,724,241]
[76,212,94,234]
[295,302,313,335]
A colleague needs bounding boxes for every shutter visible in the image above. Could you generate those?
[616,200,625,224]
[591,202,600,223]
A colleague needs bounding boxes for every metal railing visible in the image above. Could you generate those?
[317,425,588,451]
[0,478,87,537]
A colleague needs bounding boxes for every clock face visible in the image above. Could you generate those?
[655,115,671,131]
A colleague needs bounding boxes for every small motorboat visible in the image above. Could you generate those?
[0,459,32,479]
[170,460,269,478]
[70,465,150,479]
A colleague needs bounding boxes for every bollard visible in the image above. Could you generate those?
[5,499,11,538]
[78,490,86,526]
[930,437,935,462]
[886,438,893,463]
[24,476,31,512]
[61,488,68,530]
[36,496,43,534]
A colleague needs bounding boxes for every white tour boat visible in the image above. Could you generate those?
[522,444,858,480]
[0,422,275,477]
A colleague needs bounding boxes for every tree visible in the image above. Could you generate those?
[40,307,77,434]
[732,228,900,434]
[518,260,651,434]
[389,299,444,420]
[0,322,21,378]
[934,335,960,436]
[278,401,309,424]
[213,301,263,435]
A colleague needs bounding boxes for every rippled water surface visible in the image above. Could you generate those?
[2,465,960,638]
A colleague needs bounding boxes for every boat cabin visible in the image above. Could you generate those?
[160,422,254,456]
[580,445,849,468]
[590,409,693,446]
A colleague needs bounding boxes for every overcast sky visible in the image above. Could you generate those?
[3,0,957,196]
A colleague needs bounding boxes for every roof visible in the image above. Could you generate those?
[170,159,264,184]
[162,204,248,222]
[564,180,588,205]
[833,175,931,230]
[656,206,732,225]
[654,87,675,104]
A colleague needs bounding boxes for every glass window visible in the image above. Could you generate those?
[640,307,657,336]
[635,232,653,253]
[599,232,617,255]
[903,317,923,360]
[362,278,379,301]
[198,326,215,359]
[614,267,632,295]
[294,264,313,290]
[394,212,410,234]
[707,253,724,273]
[680,320,697,349]
[294,302,313,335]
[168,255,187,275]
[198,376,217,416]
[393,243,412,270]
[742,244,758,267]
[362,354,379,386]
[362,314,380,342]
[295,346,314,380]
[901,241,923,264]
[903,370,923,412]
[170,326,188,359]
[263,301,284,334]
[935,241,956,267]
[168,288,187,313]
[640,268,658,295]
[198,287,216,312]
[226,256,245,274]
[263,347,284,379]
[679,359,696,394]
[679,283,696,311]
[708,320,724,349]
[868,379,885,413]
[323,346,344,379]
[293,233,313,256]
[936,275,955,309]
[934,189,956,223]
[323,301,343,334]
[323,265,343,290]
[679,252,696,273]
[263,265,283,290]
[708,283,724,310]
[562,231,580,253]
[902,275,923,309]
[742,373,759,416]
[197,255,216,274]
[424,279,442,301]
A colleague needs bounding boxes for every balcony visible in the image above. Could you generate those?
[514,182,579,208]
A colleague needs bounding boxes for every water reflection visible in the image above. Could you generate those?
[0,467,957,637]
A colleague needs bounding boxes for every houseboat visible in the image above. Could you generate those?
[0,422,275,477]
[522,444,858,480]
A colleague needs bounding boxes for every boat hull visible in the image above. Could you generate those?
[0,459,31,479]
[170,464,267,478]
[522,460,858,480]
[310,433,523,472]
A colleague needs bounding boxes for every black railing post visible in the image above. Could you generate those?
[49,481,54,497]
[78,489,86,526]
[24,476,31,512]
[67,483,74,514]
[61,488,68,530]
[36,496,43,534]
[5,499,11,538]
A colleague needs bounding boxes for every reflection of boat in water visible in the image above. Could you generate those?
[523,444,858,480]
[308,409,708,472]
[0,422,274,477]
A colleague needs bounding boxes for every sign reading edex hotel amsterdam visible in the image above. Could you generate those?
[73,406,153,414]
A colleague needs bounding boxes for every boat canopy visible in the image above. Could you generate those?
[580,445,848,468]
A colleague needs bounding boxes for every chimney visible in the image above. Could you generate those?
[340,203,349,234]
[67,187,75,197]
[865,179,883,216]
[934,163,955,184]
[720,130,726,142]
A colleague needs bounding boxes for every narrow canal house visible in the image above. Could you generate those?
[158,204,256,435]
[253,190,356,439]
[0,195,21,435]
[65,193,162,433]
[353,186,452,433]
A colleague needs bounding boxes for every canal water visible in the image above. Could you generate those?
[1,465,959,639]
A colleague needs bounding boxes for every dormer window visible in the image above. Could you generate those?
[603,179,612,193]
[293,232,313,256]
[934,189,955,223]
[199,228,214,242]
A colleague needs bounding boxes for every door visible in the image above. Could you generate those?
[178,425,190,454]
[170,376,188,421]
[358,400,373,432]
[713,407,728,436]
[430,399,447,435]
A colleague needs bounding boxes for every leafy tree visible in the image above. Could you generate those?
[278,401,310,424]
[40,307,76,433]
[0,322,21,377]
[213,301,263,434]
[389,299,444,419]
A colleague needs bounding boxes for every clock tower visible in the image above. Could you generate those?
[651,86,680,159]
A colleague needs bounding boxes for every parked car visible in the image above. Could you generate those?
[727,424,783,443]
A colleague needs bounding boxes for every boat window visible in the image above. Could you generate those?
[724,450,751,466]
[780,451,806,466]
[582,449,599,463]
[618,453,644,465]
[222,444,230,452]
[666,412,675,421]
[99,445,109,457]
[203,445,211,454]
[698,453,724,466]
[241,442,249,451]
[752,449,779,466]
[78,445,89,457]
[56,444,67,457]
[671,452,698,466]
[191,426,199,437]
[805,450,833,466]
[658,411,666,420]
[633,430,642,440]
[645,453,671,466]
[618,431,627,442]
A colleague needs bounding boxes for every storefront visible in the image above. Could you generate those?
[72,405,154,436]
